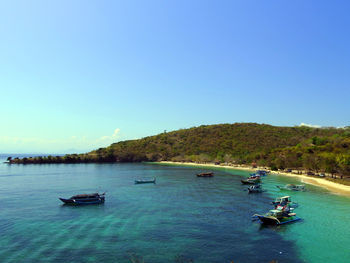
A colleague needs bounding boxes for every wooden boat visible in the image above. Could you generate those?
[135,177,156,184]
[248,184,265,193]
[197,172,214,177]
[241,176,261,184]
[241,179,258,185]
[59,192,105,205]
[253,205,301,225]
[272,196,298,208]
[250,170,270,177]
[276,184,305,191]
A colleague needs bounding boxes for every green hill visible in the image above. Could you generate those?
[9,123,350,177]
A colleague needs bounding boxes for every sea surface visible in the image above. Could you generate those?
[0,156,349,263]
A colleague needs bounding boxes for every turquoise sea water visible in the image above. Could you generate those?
[0,159,349,262]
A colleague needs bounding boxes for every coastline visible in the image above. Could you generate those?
[156,161,350,197]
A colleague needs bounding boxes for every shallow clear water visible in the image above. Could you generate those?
[0,159,349,262]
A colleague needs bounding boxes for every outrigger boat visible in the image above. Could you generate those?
[59,192,105,205]
[271,196,298,208]
[276,184,305,191]
[241,175,261,184]
[250,170,270,177]
[248,184,265,193]
[197,172,214,177]
[253,204,301,225]
[135,177,156,184]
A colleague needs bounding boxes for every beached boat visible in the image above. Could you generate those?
[248,184,265,193]
[59,192,105,205]
[197,172,214,177]
[135,177,156,184]
[276,184,305,191]
[253,205,301,225]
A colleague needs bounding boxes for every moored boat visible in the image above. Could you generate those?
[197,172,214,177]
[248,184,265,193]
[253,205,301,225]
[241,175,261,184]
[276,184,305,191]
[271,196,298,208]
[250,170,270,177]
[59,192,105,205]
[135,177,156,184]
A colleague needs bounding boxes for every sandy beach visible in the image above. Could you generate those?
[158,161,350,196]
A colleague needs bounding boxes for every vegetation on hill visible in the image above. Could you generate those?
[8,123,350,177]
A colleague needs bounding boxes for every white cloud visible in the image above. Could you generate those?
[299,123,321,128]
[97,128,120,142]
[112,128,120,137]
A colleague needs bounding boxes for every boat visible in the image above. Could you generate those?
[241,176,261,184]
[59,192,105,205]
[248,184,265,193]
[253,204,301,225]
[272,196,299,208]
[135,177,156,184]
[250,170,270,177]
[276,184,305,191]
[197,172,214,177]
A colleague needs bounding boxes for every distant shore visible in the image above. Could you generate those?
[156,161,350,196]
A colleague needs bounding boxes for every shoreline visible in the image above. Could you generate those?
[156,161,350,197]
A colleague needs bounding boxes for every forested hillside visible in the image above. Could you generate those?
[9,123,350,177]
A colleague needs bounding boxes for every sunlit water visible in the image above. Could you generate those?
[0,158,349,262]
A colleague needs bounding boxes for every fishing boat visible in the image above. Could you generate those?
[276,184,305,191]
[252,204,301,225]
[134,177,156,184]
[59,192,105,205]
[272,196,299,208]
[197,172,214,177]
[250,170,270,177]
[248,184,265,193]
[241,175,261,184]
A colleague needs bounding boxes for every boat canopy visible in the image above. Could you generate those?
[71,193,99,199]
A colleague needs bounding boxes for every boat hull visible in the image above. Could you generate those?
[256,215,301,225]
[134,180,156,184]
[197,172,214,177]
[59,197,105,205]
[241,180,258,185]
[248,189,264,193]
[276,185,305,191]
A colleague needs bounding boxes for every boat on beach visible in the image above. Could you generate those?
[59,192,105,205]
[135,177,156,184]
[276,184,305,191]
[197,172,214,177]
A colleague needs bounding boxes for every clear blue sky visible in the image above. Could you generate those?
[1,0,349,153]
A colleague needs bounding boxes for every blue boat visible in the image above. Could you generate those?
[59,192,105,205]
[252,204,301,225]
[250,170,270,177]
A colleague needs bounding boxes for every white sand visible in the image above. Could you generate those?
[157,161,350,196]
